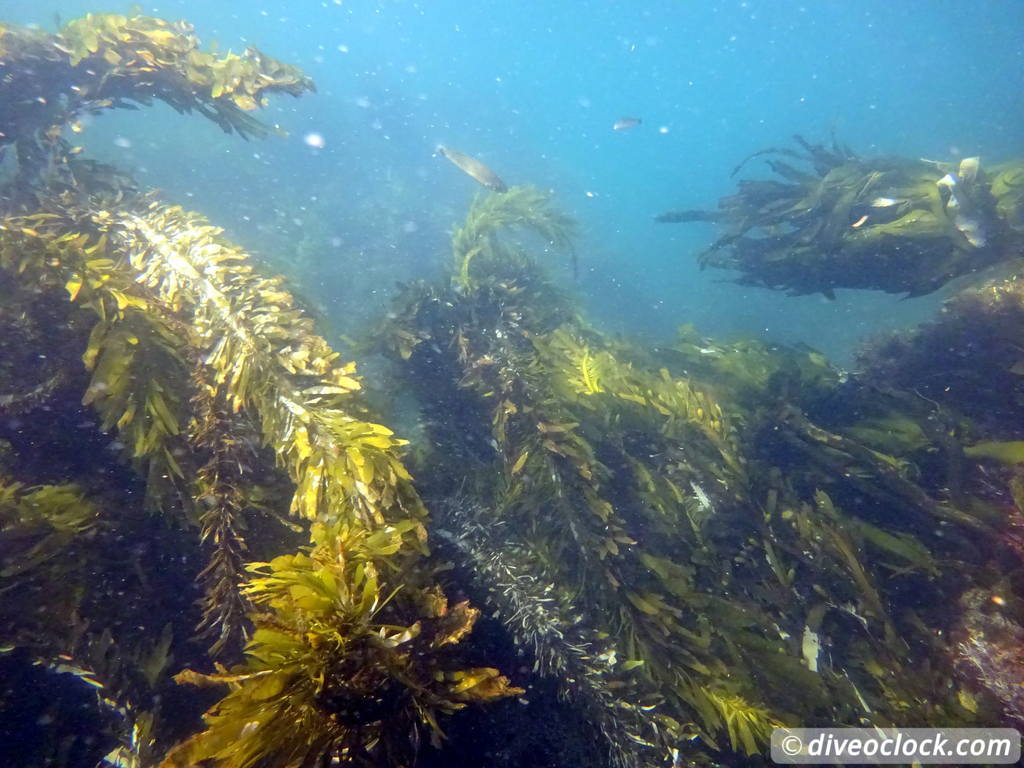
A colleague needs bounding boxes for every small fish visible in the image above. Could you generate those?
[869,197,903,207]
[850,214,869,229]
[437,146,508,192]
[612,116,642,131]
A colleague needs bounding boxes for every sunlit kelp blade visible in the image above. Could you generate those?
[161,521,522,768]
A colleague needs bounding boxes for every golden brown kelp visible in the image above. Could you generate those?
[382,189,796,764]
[857,272,1024,592]
[380,188,1008,765]
[0,11,522,764]
[858,273,1024,439]
[163,521,521,768]
[431,494,665,768]
[0,192,521,763]
[0,467,195,765]
[0,12,313,197]
[657,137,1017,297]
[450,184,577,290]
[0,480,100,650]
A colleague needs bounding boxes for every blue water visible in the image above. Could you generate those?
[8,0,1024,363]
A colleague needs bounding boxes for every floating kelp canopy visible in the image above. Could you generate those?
[657,136,1024,297]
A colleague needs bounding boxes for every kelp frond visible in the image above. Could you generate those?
[452,185,576,290]
[434,496,667,768]
[1,192,519,761]
[657,138,1015,296]
[0,479,98,584]
[0,13,312,145]
[697,687,785,757]
[1,203,425,532]
[162,521,522,768]
[0,13,313,202]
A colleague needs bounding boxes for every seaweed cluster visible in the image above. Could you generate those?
[1,12,517,768]
[2,9,1023,768]
[0,12,313,202]
[377,188,1019,766]
[0,187,520,767]
[657,136,1023,297]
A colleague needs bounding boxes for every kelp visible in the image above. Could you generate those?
[384,191,781,762]
[0,13,312,139]
[0,13,521,760]
[162,520,521,768]
[0,195,521,762]
[859,273,1024,440]
[2,9,1020,761]
[657,137,1019,296]
[0,480,99,649]
[857,271,1024,572]
[378,187,1007,766]
[0,472,190,765]
[432,494,664,768]
[0,12,313,198]
[665,323,840,415]
[450,185,576,290]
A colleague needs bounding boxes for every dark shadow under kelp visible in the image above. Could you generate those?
[1,10,1023,768]
[657,135,1024,298]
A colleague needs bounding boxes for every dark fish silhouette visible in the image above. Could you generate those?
[437,146,508,192]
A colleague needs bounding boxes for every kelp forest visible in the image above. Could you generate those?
[1,12,1023,768]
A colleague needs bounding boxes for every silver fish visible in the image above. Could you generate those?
[612,116,642,131]
[437,146,508,192]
